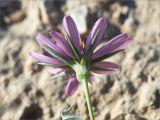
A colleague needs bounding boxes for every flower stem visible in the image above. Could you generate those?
[82,78,95,120]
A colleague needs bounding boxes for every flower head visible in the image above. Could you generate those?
[30,16,131,96]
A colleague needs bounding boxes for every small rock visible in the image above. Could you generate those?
[7,10,26,24]
[65,4,88,34]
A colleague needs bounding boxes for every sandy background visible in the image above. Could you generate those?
[0,0,160,120]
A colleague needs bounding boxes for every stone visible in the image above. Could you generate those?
[65,3,89,34]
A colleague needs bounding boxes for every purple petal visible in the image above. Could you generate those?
[29,52,64,65]
[85,17,107,51]
[36,34,64,55]
[92,33,131,59]
[49,31,73,58]
[65,76,79,96]
[48,68,67,74]
[94,61,119,70]
[62,16,82,53]
[92,61,119,75]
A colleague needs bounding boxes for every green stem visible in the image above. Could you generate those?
[82,78,95,120]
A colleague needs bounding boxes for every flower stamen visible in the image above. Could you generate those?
[82,40,85,49]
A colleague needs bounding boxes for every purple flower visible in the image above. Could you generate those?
[30,16,131,96]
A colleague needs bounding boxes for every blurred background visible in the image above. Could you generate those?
[0,0,160,120]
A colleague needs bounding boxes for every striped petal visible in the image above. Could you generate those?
[41,45,73,66]
[36,33,64,55]
[91,61,119,75]
[65,76,80,96]
[49,31,73,58]
[85,17,107,51]
[92,33,131,59]
[29,52,64,65]
[94,61,119,70]
[62,16,82,53]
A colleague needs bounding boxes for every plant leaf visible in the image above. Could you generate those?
[50,72,66,79]
[62,115,83,120]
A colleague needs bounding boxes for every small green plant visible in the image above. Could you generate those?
[61,104,83,120]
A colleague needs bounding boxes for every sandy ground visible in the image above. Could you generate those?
[0,0,160,120]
